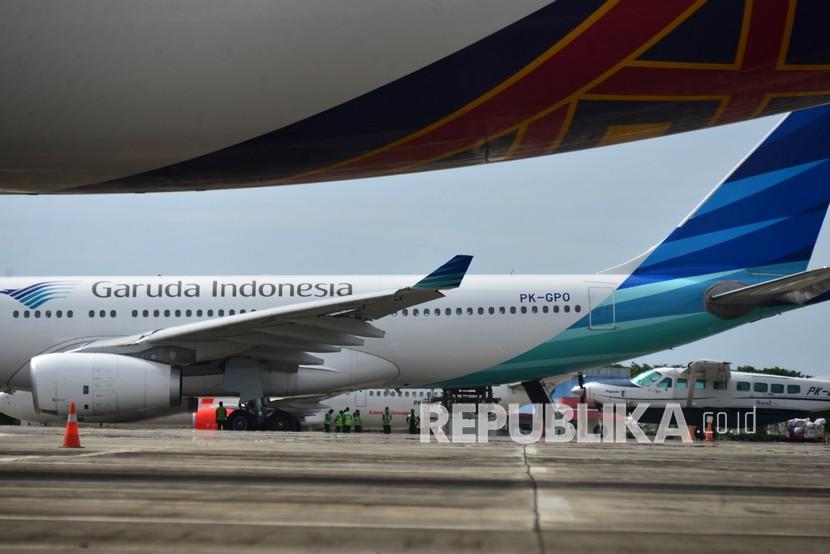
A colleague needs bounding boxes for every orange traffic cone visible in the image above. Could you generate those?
[704,421,714,442]
[61,401,82,448]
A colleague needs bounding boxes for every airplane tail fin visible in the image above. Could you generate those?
[615,104,830,284]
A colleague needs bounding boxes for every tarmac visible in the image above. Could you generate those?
[0,426,828,553]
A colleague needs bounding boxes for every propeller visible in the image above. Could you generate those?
[577,372,586,404]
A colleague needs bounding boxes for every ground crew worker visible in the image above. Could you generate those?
[335,410,343,433]
[407,408,420,434]
[343,407,353,433]
[354,410,362,433]
[324,409,333,433]
[215,401,227,431]
[382,407,392,434]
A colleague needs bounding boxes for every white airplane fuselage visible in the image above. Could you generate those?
[0,274,619,393]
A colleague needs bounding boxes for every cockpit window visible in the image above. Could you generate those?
[632,370,661,387]
[656,377,672,388]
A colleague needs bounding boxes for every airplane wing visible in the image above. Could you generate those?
[76,255,473,367]
[709,267,830,306]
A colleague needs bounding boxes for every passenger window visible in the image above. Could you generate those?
[240,309,246,314]
[45,311,51,318]
[89,310,95,318]
[553,306,560,313]
[509,307,516,314]
[787,385,801,394]
[83,385,89,394]
[142,310,149,317]
[383,391,388,396]
[99,310,105,318]
[477,307,484,315]
[228,309,235,316]
[186,309,192,317]
[564,305,570,313]
[771,384,784,394]
[575,305,582,313]
[531,306,538,314]
[467,308,473,315]
[207,309,214,317]
[34,310,41,318]
[434,309,440,317]
[542,306,549,313]
[412,309,418,317]
[24,311,30,318]
[713,381,726,390]
[56,310,63,318]
[67,310,73,318]
[521,306,527,314]
[695,380,705,390]
[13,310,19,318]
[131,310,138,318]
[676,378,687,389]
[423,308,430,316]
[736,381,750,391]
[656,378,672,389]
[402,309,408,316]
[175,309,182,317]
[488,307,495,315]
[196,309,203,317]
[456,308,462,315]
[153,309,160,317]
[164,309,170,317]
[754,382,768,393]
[405,391,409,397]
[110,310,116,318]
[217,309,225,316]
[499,307,505,314]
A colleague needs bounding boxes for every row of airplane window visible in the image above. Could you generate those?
[394,304,582,317]
[367,390,432,398]
[11,308,259,320]
[12,304,582,321]
[12,310,75,319]
[652,376,801,394]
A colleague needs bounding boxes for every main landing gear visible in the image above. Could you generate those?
[226,399,301,432]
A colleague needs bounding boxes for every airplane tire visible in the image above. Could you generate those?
[228,411,256,431]
[267,410,294,432]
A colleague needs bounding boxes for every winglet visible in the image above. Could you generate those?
[414,255,473,290]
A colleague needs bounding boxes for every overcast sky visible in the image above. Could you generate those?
[2,114,828,377]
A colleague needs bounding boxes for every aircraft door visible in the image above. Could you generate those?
[588,287,615,330]
[355,390,366,407]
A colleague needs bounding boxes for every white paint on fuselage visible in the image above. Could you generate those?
[0,274,623,391]
[0,0,549,191]
[306,383,531,429]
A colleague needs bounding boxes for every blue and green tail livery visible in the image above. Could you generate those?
[625,105,830,286]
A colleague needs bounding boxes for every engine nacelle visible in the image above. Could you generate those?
[30,353,181,418]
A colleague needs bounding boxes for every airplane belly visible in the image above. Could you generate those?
[4,1,830,193]
[0,0,547,193]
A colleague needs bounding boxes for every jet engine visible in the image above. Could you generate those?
[30,353,181,418]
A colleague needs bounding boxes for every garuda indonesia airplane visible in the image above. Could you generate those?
[3,0,830,194]
[2,105,830,430]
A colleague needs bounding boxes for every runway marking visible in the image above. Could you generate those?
[0,449,138,463]
[0,513,530,532]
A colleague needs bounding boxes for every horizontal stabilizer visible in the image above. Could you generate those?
[710,267,830,306]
